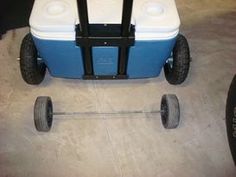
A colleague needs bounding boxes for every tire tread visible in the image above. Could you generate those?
[20,33,46,85]
[161,94,180,129]
[34,96,52,132]
[164,34,190,85]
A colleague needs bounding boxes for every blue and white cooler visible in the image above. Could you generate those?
[20,0,190,85]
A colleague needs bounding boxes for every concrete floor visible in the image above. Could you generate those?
[0,0,236,176]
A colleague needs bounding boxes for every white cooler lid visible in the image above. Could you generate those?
[30,0,180,41]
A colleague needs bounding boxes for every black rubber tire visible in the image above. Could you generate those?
[20,33,46,85]
[164,34,190,85]
[34,96,53,132]
[161,94,180,129]
[226,75,236,165]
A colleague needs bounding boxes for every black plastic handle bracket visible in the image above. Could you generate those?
[76,0,135,79]
[76,24,135,47]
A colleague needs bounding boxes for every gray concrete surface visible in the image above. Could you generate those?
[0,0,236,176]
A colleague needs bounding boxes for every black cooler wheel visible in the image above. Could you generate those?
[164,34,190,85]
[20,33,46,85]
[161,94,180,129]
[34,96,53,132]
[226,75,236,165]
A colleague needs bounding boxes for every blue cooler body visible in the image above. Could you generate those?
[30,0,180,79]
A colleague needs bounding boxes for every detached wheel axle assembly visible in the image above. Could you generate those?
[33,94,180,132]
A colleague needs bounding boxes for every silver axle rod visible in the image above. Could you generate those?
[53,110,163,116]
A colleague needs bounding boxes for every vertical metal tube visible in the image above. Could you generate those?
[118,0,133,75]
[121,0,134,36]
[77,0,93,75]
[118,47,129,75]
[77,0,89,36]
[81,47,93,75]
